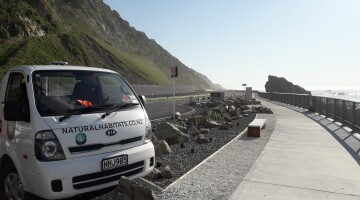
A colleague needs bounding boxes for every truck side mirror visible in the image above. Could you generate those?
[138,95,146,105]
[4,100,30,121]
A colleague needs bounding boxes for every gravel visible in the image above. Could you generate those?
[148,113,256,188]
[158,114,275,200]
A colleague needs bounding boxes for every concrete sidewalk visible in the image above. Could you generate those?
[230,101,360,200]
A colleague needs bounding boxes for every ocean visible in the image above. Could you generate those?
[311,89,360,103]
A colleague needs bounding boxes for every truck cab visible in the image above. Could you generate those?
[0,65,155,200]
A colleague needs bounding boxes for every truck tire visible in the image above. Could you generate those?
[0,163,33,200]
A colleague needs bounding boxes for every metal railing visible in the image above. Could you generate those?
[258,92,360,133]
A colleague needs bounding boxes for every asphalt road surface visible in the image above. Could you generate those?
[145,99,192,120]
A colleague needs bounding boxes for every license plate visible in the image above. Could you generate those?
[102,155,128,171]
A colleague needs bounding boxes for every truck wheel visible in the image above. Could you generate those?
[0,163,32,200]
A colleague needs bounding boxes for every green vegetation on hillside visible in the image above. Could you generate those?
[0,0,216,89]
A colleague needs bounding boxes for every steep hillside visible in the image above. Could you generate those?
[0,0,217,89]
[265,75,310,94]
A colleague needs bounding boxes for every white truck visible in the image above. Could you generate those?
[0,64,155,200]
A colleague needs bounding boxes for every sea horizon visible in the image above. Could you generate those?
[311,89,360,103]
[254,88,360,103]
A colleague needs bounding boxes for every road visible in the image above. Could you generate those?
[145,99,193,121]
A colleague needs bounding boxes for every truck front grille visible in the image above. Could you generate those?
[68,136,143,153]
[72,160,144,190]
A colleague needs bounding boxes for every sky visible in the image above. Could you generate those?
[104,0,360,91]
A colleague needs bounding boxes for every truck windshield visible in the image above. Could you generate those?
[32,70,139,116]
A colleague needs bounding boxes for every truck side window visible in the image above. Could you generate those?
[5,73,30,118]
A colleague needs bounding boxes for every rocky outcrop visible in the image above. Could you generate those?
[265,75,310,94]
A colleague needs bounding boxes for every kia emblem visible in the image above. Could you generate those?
[106,129,117,136]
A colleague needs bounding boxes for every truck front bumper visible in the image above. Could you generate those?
[21,142,154,199]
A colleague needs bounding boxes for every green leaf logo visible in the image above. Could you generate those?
[75,133,87,145]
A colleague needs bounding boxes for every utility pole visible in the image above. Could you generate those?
[242,83,247,97]
[171,66,178,120]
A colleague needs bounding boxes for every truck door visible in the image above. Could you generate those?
[1,72,32,165]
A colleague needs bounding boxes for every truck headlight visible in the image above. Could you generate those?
[35,130,66,161]
[144,118,152,144]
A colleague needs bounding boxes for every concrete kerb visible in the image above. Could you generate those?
[162,125,251,191]
[138,177,164,192]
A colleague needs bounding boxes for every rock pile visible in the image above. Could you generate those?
[147,97,271,187]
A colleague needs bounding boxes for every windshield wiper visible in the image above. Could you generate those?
[101,103,139,119]
[59,104,114,122]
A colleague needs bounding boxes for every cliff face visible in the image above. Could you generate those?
[265,75,310,94]
[0,0,218,89]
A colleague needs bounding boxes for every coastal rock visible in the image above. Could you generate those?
[154,122,189,145]
[188,116,208,126]
[177,125,187,132]
[265,75,311,94]
[145,168,161,180]
[242,109,253,114]
[189,101,197,106]
[229,107,240,117]
[153,140,171,156]
[219,122,232,130]
[175,112,182,120]
[113,176,158,200]
[206,102,217,107]
[231,115,242,120]
[205,120,221,128]
[160,166,173,178]
[199,128,210,134]
[197,134,209,144]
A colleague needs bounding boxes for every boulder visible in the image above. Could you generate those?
[219,123,231,130]
[240,105,250,110]
[231,115,242,120]
[189,101,197,106]
[224,116,232,122]
[160,166,173,178]
[229,108,240,117]
[113,176,158,200]
[175,112,182,120]
[206,102,217,107]
[219,125,229,130]
[197,134,209,144]
[177,125,187,132]
[212,107,221,113]
[145,168,161,180]
[254,100,261,105]
[205,120,221,128]
[199,128,210,134]
[188,126,200,136]
[187,116,208,126]
[153,140,171,156]
[229,105,236,110]
[242,109,253,114]
[154,122,189,145]
[253,106,272,114]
